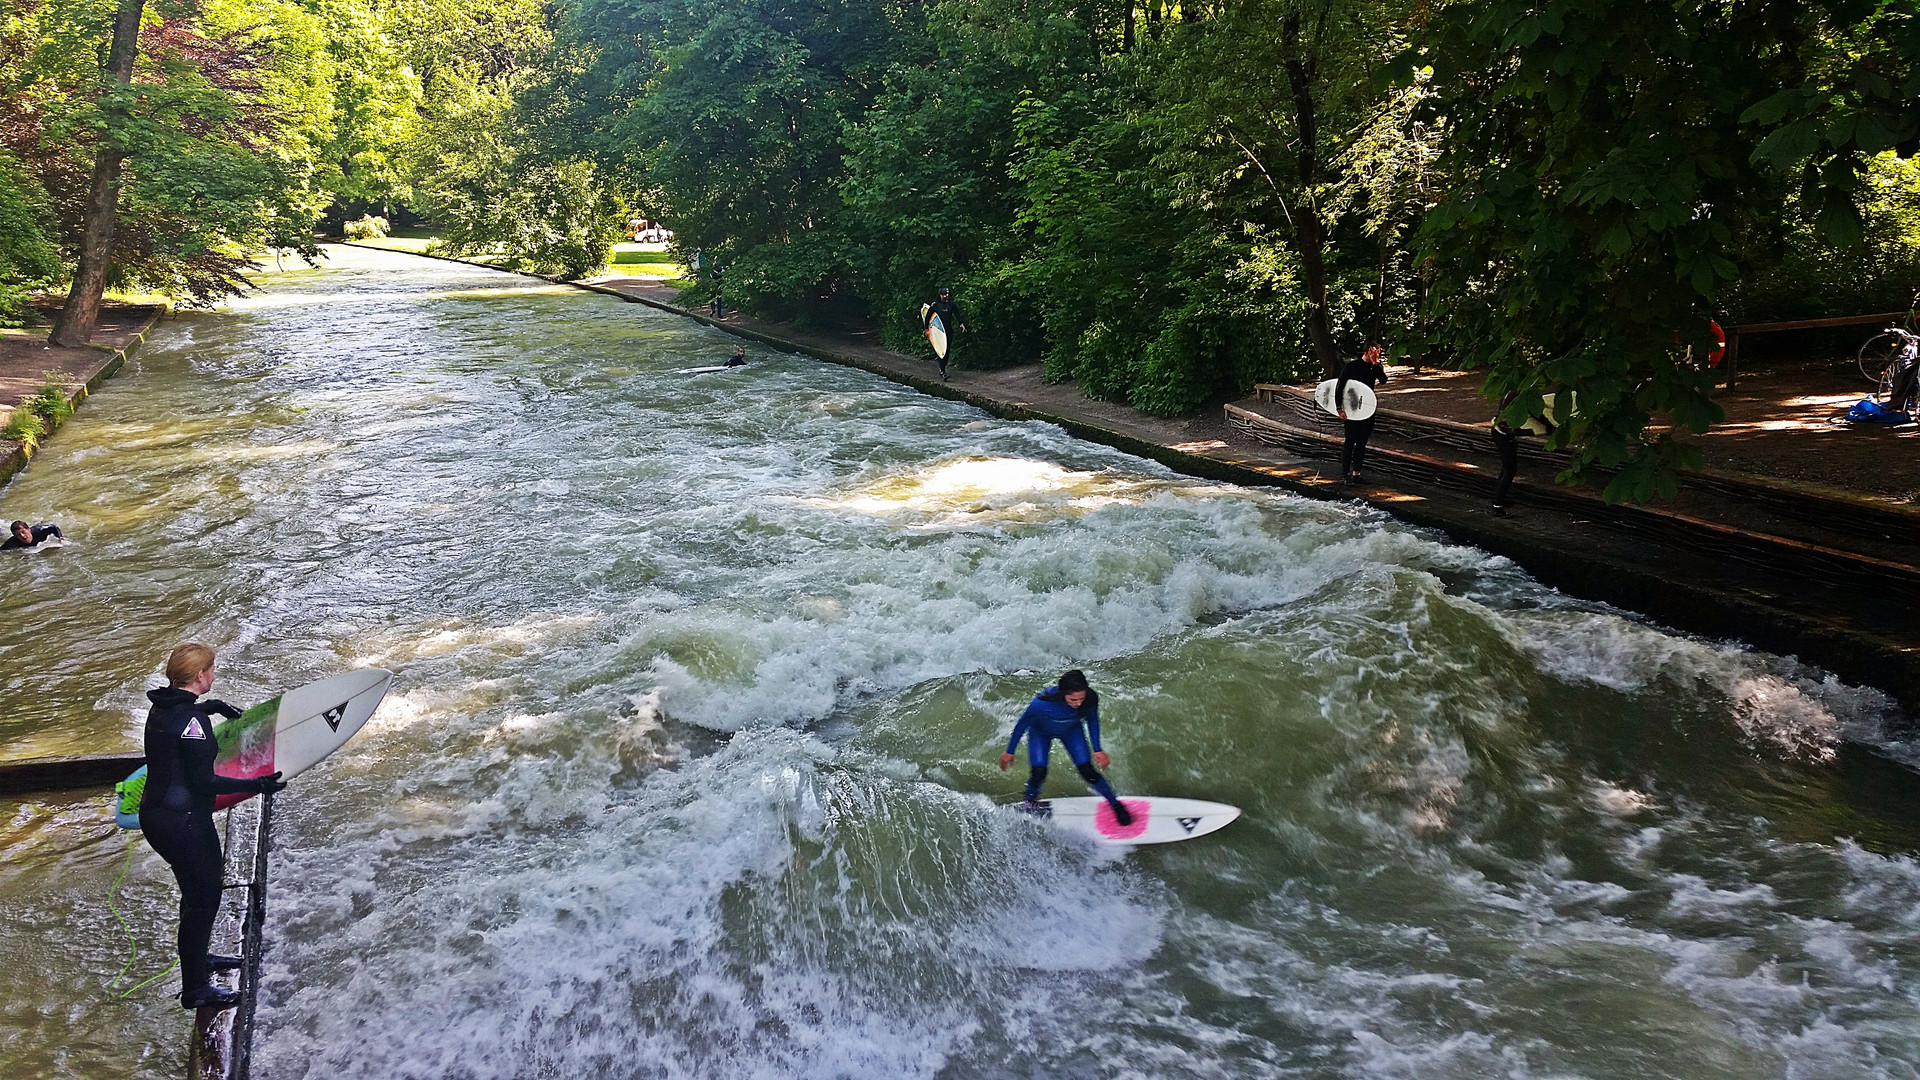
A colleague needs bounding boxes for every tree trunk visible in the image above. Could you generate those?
[48,0,144,348]
[1279,11,1340,376]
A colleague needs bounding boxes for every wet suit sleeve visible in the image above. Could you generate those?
[1334,366,1351,412]
[1006,702,1039,755]
[1084,703,1102,753]
[181,709,265,798]
[33,525,61,543]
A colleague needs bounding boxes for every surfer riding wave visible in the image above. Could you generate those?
[999,669,1133,826]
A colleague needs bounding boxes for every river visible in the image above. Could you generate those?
[3,244,1918,1079]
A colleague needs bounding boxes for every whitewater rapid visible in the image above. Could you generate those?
[1,245,1916,1079]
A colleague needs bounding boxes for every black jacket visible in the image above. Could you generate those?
[140,687,261,816]
[1333,357,1387,413]
[926,298,961,332]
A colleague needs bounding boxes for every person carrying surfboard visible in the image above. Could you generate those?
[1335,344,1388,484]
[140,643,283,1010]
[922,287,966,380]
[998,669,1133,826]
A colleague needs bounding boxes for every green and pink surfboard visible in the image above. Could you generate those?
[114,668,393,829]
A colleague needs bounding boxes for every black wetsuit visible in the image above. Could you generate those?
[139,687,266,999]
[1334,357,1387,480]
[724,353,747,368]
[925,298,962,373]
[1,523,62,549]
[1490,392,1552,510]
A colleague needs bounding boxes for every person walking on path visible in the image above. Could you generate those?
[139,643,283,1010]
[1336,344,1388,484]
[999,669,1133,825]
[923,287,966,380]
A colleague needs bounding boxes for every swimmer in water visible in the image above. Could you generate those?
[999,669,1133,825]
[2,520,62,549]
[725,345,747,367]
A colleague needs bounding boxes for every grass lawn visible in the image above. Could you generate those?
[329,231,685,277]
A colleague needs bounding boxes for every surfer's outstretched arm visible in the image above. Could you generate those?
[1000,706,1038,769]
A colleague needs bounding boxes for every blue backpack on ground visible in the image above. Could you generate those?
[1847,399,1911,424]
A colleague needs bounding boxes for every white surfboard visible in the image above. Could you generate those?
[1016,796,1241,846]
[674,365,734,374]
[926,312,949,361]
[23,537,67,553]
[1314,378,1377,421]
[114,668,393,828]
[269,668,392,778]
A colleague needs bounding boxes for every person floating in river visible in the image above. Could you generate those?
[2,519,62,550]
[1336,344,1388,484]
[724,345,747,368]
[140,643,283,1010]
[923,287,966,381]
[999,669,1133,825]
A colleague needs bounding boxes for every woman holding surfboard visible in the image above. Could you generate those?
[140,643,283,1010]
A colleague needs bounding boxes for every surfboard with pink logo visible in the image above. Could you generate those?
[1021,796,1241,845]
[113,668,393,829]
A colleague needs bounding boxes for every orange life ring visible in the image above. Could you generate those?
[1707,319,1726,367]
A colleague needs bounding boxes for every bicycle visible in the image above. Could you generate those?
[1857,289,1920,382]
[1871,326,1920,408]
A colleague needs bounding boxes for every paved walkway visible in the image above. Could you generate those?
[0,304,164,488]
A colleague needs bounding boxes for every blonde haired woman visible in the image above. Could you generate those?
[139,643,282,1010]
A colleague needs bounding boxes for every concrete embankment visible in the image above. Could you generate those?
[0,304,165,490]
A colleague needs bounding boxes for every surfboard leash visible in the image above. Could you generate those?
[105,834,178,998]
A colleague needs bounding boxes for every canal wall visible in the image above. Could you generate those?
[0,305,164,491]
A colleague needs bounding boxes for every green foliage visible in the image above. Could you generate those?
[0,153,61,326]
[1724,152,1920,321]
[1,407,45,447]
[406,68,624,279]
[345,214,391,239]
[25,377,74,427]
[4,0,337,307]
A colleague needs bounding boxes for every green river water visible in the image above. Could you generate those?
[2,244,1918,1079]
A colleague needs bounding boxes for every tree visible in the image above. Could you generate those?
[47,0,142,346]
[1144,0,1408,376]
[1414,0,1919,501]
[406,68,625,279]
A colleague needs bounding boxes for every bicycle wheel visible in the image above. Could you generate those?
[1860,332,1904,382]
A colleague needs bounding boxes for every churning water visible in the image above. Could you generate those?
[3,245,1919,1079]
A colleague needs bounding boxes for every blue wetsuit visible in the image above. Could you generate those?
[1007,686,1120,805]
